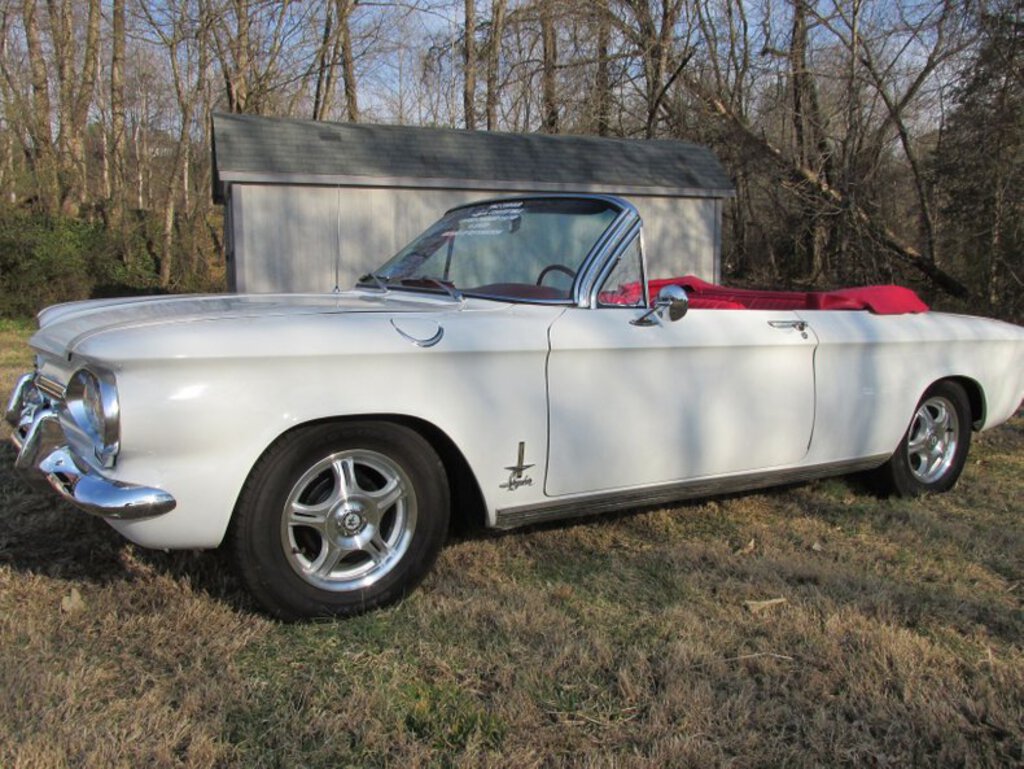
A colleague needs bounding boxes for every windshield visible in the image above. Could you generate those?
[363,198,621,302]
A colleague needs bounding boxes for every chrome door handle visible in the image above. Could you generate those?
[768,320,808,332]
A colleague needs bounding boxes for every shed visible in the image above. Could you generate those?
[211,113,734,294]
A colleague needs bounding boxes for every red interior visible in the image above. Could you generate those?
[601,276,928,315]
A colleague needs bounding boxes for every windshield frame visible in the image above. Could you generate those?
[359,194,640,307]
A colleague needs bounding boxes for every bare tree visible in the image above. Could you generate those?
[612,0,689,139]
[594,0,612,135]
[338,0,360,121]
[16,0,59,210]
[485,0,507,129]
[51,0,102,212]
[312,1,337,120]
[464,0,478,128]
[140,0,212,285]
[110,0,127,221]
[539,0,558,132]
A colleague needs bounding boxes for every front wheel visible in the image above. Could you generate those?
[231,421,449,619]
[878,381,972,497]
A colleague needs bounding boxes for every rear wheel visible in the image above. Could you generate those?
[879,381,972,497]
[232,421,449,619]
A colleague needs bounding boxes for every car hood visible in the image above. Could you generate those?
[31,290,476,358]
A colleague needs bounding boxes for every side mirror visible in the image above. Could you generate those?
[631,284,689,326]
[657,284,689,321]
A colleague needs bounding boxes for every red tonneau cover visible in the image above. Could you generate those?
[645,276,929,315]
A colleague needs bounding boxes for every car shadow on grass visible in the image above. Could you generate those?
[0,443,257,612]
[3,438,1021,638]
[445,465,1024,646]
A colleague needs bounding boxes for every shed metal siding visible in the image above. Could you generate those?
[232,185,716,294]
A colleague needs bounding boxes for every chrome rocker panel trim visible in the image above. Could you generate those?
[7,377,176,521]
[494,455,889,530]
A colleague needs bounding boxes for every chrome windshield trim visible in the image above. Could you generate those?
[586,220,645,308]
[442,192,636,217]
[386,193,638,309]
[444,194,640,309]
[573,206,641,307]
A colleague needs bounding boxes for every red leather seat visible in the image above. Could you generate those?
[644,276,928,315]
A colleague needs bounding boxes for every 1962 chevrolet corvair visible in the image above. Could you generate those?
[7,195,1024,618]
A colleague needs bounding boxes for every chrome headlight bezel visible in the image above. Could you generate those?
[61,367,120,467]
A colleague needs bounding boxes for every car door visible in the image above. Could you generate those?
[545,241,818,497]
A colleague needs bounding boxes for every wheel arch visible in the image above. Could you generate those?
[943,375,986,430]
[230,413,489,538]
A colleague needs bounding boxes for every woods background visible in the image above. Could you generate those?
[0,0,1021,320]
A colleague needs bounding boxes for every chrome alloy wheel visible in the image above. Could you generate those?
[906,395,960,484]
[281,450,417,591]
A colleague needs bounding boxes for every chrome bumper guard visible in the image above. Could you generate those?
[6,373,176,520]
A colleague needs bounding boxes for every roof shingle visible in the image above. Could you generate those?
[212,113,734,202]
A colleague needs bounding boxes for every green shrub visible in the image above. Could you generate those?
[0,208,162,318]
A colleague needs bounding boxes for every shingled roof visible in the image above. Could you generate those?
[211,113,733,203]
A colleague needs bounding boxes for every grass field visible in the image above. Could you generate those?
[1,323,1022,768]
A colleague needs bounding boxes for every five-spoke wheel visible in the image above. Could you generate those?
[879,380,971,496]
[904,395,961,485]
[282,449,416,592]
[232,422,449,619]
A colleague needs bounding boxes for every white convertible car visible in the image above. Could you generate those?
[7,195,1024,618]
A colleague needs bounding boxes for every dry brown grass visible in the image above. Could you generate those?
[1,324,1022,767]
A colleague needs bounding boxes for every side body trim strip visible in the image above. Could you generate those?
[493,455,889,529]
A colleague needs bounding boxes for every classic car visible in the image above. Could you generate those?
[7,195,1024,619]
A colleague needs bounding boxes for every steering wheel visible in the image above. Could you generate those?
[536,264,577,286]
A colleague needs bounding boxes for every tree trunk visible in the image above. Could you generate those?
[540,0,558,133]
[338,0,359,122]
[485,0,506,130]
[464,0,477,129]
[312,3,336,120]
[110,0,126,221]
[160,195,176,287]
[788,0,830,280]
[594,0,611,136]
[22,0,59,212]
[69,0,101,212]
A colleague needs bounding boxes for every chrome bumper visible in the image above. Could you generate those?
[6,372,176,520]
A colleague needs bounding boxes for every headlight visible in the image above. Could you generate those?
[62,367,120,467]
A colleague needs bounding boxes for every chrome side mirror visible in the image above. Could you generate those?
[659,284,689,321]
[631,284,689,326]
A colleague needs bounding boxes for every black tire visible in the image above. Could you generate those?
[878,380,972,497]
[231,421,449,620]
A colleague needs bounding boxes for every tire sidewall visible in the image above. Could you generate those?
[889,381,972,496]
[233,421,449,619]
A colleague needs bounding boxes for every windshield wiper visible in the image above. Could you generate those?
[357,272,390,292]
[397,277,464,303]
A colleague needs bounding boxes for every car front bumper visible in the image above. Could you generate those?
[6,372,176,520]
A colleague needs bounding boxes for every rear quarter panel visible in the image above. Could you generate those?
[798,310,1024,465]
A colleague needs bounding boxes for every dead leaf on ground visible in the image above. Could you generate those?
[60,587,85,614]
[734,538,756,556]
[743,597,787,614]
